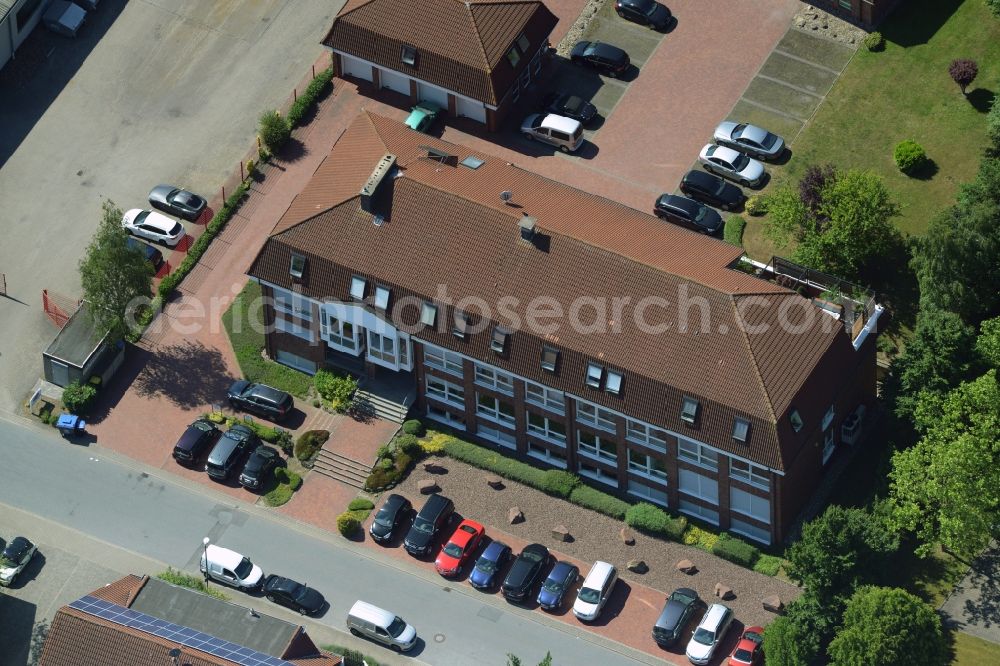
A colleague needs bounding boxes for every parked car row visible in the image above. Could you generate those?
[172,418,280,490]
[119,184,207,253]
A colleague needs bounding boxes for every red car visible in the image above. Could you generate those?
[434,519,485,577]
[728,625,764,666]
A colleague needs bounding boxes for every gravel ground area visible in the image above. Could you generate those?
[395,456,801,629]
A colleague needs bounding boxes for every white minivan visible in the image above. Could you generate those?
[520,113,585,153]
[346,600,417,652]
[572,560,618,621]
[686,602,734,665]
[199,544,264,591]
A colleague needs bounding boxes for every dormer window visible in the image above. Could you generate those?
[374,285,390,310]
[516,33,530,53]
[732,417,750,442]
[289,254,306,279]
[585,362,603,389]
[401,44,418,67]
[681,396,699,424]
[505,46,521,68]
[490,327,510,354]
[541,346,559,373]
[789,409,804,433]
[452,311,470,339]
[350,276,367,300]
[420,302,437,327]
[605,370,622,395]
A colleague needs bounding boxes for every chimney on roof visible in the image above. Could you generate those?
[360,153,397,212]
[519,213,537,242]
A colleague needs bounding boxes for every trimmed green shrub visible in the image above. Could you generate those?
[712,532,761,567]
[441,438,549,487]
[395,433,423,457]
[364,452,413,491]
[683,525,719,551]
[663,515,688,542]
[753,553,783,576]
[567,485,629,519]
[348,497,375,511]
[62,381,97,414]
[157,568,229,600]
[294,429,329,461]
[540,470,579,498]
[863,31,885,52]
[286,66,334,128]
[724,215,746,246]
[401,419,426,437]
[259,110,291,152]
[313,370,357,412]
[893,140,927,175]
[264,483,293,507]
[744,194,767,216]
[626,502,671,535]
[336,512,361,536]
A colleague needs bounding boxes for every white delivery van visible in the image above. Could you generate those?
[346,600,417,652]
[199,544,264,590]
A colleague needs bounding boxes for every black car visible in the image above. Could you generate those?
[370,494,412,544]
[652,587,699,647]
[262,575,326,615]
[615,0,673,30]
[541,92,598,125]
[403,494,454,557]
[679,170,745,212]
[172,418,220,466]
[227,380,294,422]
[126,237,165,271]
[239,444,280,491]
[148,184,207,221]
[570,41,630,78]
[653,194,723,234]
[502,543,550,602]
[206,424,260,481]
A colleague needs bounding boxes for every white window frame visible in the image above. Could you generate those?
[322,313,357,351]
[527,412,567,445]
[626,419,667,449]
[274,316,312,342]
[420,302,437,327]
[678,437,718,471]
[426,375,465,410]
[678,468,719,505]
[423,345,464,376]
[367,330,396,365]
[586,362,604,388]
[789,409,804,432]
[628,450,667,481]
[275,350,316,374]
[525,381,564,414]
[374,285,390,310]
[272,287,312,321]
[478,423,516,450]
[476,393,516,427]
[678,499,720,525]
[528,442,568,469]
[474,364,514,395]
[730,458,770,491]
[822,428,836,464]
[732,417,750,442]
[541,346,559,372]
[730,487,771,524]
[605,370,623,395]
[729,517,772,545]
[577,430,617,463]
[350,276,367,300]
[578,461,618,488]
[289,253,306,278]
[627,479,668,507]
[681,396,699,424]
[426,404,465,431]
[576,401,617,433]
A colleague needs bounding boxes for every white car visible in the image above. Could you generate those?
[122,208,185,247]
[698,144,765,187]
[199,544,264,591]
[713,121,785,160]
[685,602,733,665]
[0,537,37,587]
[572,560,618,621]
[520,113,585,153]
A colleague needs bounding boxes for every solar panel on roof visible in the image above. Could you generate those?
[67,595,296,666]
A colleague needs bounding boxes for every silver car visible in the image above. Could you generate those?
[714,121,785,160]
[698,144,765,187]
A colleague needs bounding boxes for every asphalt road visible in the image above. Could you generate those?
[0,0,342,413]
[0,414,658,666]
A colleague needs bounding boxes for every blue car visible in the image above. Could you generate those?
[469,541,511,590]
[537,560,579,611]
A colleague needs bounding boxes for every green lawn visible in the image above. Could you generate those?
[952,632,1000,665]
[744,0,1000,260]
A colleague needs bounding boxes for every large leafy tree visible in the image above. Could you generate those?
[761,613,817,666]
[828,586,947,666]
[976,315,1000,368]
[889,370,1000,557]
[764,168,902,283]
[79,200,154,342]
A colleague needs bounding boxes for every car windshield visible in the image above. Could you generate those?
[543,578,565,593]
[443,543,464,558]
[234,557,254,579]
[521,551,543,563]
[167,189,182,202]
[671,590,697,605]
[760,132,777,148]
[734,648,754,661]
[387,616,408,638]
[692,627,716,646]
[413,517,434,533]
[134,211,150,225]
[374,508,395,528]
[731,153,749,170]
[530,116,544,129]
[578,586,601,604]
[475,556,497,573]
[694,206,707,222]
[291,584,309,601]
[168,222,183,236]
[563,96,584,113]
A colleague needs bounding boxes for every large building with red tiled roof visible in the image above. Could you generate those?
[39,575,341,666]
[323,0,557,130]
[248,111,882,545]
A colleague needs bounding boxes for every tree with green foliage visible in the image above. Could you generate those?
[258,110,291,152]
[762,613,817,666]
[881,308,978,422]
[948,58,978,95]
[987,97,1000,150]
[763,168,902,283]
[79,199,154,343]
[987,0,1000,18]
[828,586,947,666]
[506,654,553,666]
[889,370,1000,557]
[976,315,1000,368]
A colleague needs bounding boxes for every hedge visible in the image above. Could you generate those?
[264,483,293,507]
[336,512,361,536]
[723,215,746,247]
[275,467,302,491]
[540,470,579,498]
[401,419,426,437]
[626,502,671,534]
[348,497,375,512]
[441,438,549,488]
[711,532,760,568]
[294,429,329,461]
[363,452,413,491]
[394,433,423,457]
[157,568,228,600]
[286,66,334,128]
[62,381,97,414]
[568,484,629,519]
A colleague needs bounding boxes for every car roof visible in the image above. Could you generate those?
[699,603,731,628]
[205,545,245,569]
[265,575,302,594]
[249,384,288,402]
[3,537,32,557]
[548,560,576,578]
[659,194,701,216]
[683,170,722,188]
[581,560,615,586]
[382,493,409,511]
[541,114,582,135]
[482,540,509,558]
[707,144,742,162]
[349,600,396,625]
[141,210,178,231]
[417,493,452,516]
[589,42,626,59]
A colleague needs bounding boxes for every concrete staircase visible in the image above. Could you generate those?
[312,449,372,489]
[353,388,412,424]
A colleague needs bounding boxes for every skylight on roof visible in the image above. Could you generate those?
[350,276,366,300]
[374,286,390,310]
[420,302,437,327]
[460,155,485,170]
[681,396,699,424]
[586,362,603,389]
[401,44,418,67]
[605,370,623,395]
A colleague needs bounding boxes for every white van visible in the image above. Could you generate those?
[346,600,417,652]
[520,113,585,153]
[199,544,264,591]
[572,560,618,621]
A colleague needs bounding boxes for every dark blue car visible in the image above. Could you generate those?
[469,541,511,590]
[537,560,579,611]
